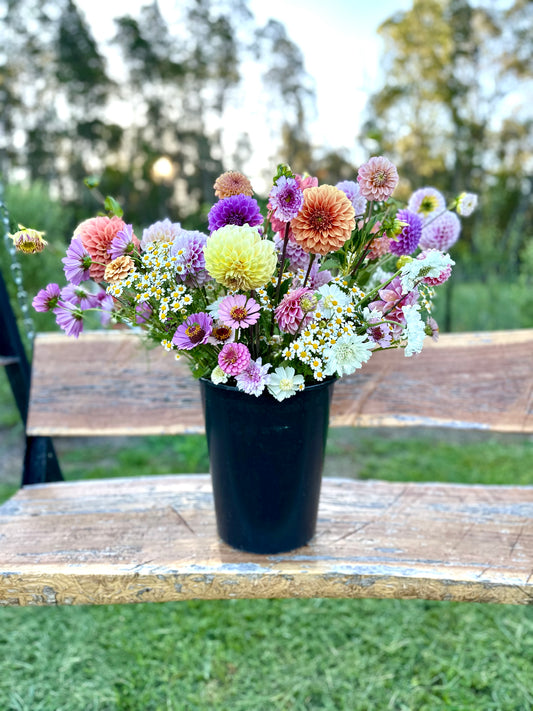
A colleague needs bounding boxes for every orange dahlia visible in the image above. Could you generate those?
[213,171,254,199]
[74,216,127,281]
[290,185,355,256]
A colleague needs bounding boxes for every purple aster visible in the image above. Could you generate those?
[170,230,210,285]
[135,302,153,325]
[419,211,461,251]
[335,180,367,216]
[60,284,100,310]
[61,238,92,285]
[207,194,263,233]
[235,357,272,396]
[269,176,304,222]
[108,224,137,259]
[54,302,84,338]
[172,312,213,350]
[32,283,61,313]
[93,290,115,326]
[389,209,423,256]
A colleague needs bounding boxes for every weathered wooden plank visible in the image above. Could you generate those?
[1,475,532,606]
[26,329,533,436]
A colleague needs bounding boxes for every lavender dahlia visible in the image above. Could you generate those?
[335,180,367,216]
[172,312,213,350]
[235,358,271,396]
[357,156,399,202]
[207,194,263,233]
[389,209,423,256]
[269,176,304,222]
[171,230,209,284]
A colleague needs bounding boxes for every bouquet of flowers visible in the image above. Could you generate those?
[31,157,477,401]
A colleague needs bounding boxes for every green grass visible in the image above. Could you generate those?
[1,598,532,710]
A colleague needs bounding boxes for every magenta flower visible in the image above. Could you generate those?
[389,209,423,256]
[275,287,315,335]
[54,302,84,338]
[235,357,271,396]
[172,312,213,351]
[368,276,419,324]
[62,238,92,285]
[172,312,213,350]
[218,342,251,376]
[218,294,261,329]
[108,224,138,259]
[207,194,263,233]
[357,156,399,201]
[170,230,210,285]
[269,176,304,222]
[32,283,61,313]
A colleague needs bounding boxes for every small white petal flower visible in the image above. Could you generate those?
[456,192,478,217]
[267,366,305,401]
[211,365,229,385]
[317,284,349,318]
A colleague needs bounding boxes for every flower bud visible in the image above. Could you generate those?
[9,225,48,254]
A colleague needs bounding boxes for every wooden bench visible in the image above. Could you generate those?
[1,329,532,607]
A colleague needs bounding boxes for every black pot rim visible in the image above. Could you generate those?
[199,374,336,396]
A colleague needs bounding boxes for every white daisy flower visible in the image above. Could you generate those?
[317,284,350,318]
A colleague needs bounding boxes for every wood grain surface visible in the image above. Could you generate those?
[27,329,533,436]
[1,475,533,606]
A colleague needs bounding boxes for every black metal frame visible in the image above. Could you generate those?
[0,267,63,486]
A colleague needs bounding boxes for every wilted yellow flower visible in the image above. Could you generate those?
[9,225,48,254]
[204,225,277,291]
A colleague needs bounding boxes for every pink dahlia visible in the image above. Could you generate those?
[218,342,251,376]
[75,216,128,281]
[275,287,315,335]
[218,294,261,329]
[419,211,461,251]
[357,156,399,201]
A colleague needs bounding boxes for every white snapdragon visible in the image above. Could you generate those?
[403,304,426,356]
[400,251,455,293]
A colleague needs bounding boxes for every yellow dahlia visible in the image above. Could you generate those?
[204,225,277,291]
[290,185,355,256]
[213,171,254,199]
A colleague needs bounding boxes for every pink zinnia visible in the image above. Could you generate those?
[218,294,261,329]
[75,216,127,281]
[357,156,399,201]
[275,287,315,335]
[218,342,251,376]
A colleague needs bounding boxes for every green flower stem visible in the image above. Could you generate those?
[273,222,290,307]
[302,253,316,288]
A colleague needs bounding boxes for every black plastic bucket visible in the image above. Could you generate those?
[200,377,335,554]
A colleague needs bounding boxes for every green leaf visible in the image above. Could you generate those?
[104,196,124,218]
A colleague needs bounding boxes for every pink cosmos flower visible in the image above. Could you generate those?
[32,283,61,313]
[275,287,315,335]
[218,342,251,376]
[54,302,84,338]
[62,238,92,285]
[218,294,261,329]
[357,156,399,201]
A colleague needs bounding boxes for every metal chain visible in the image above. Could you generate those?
[0,184,36,343]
